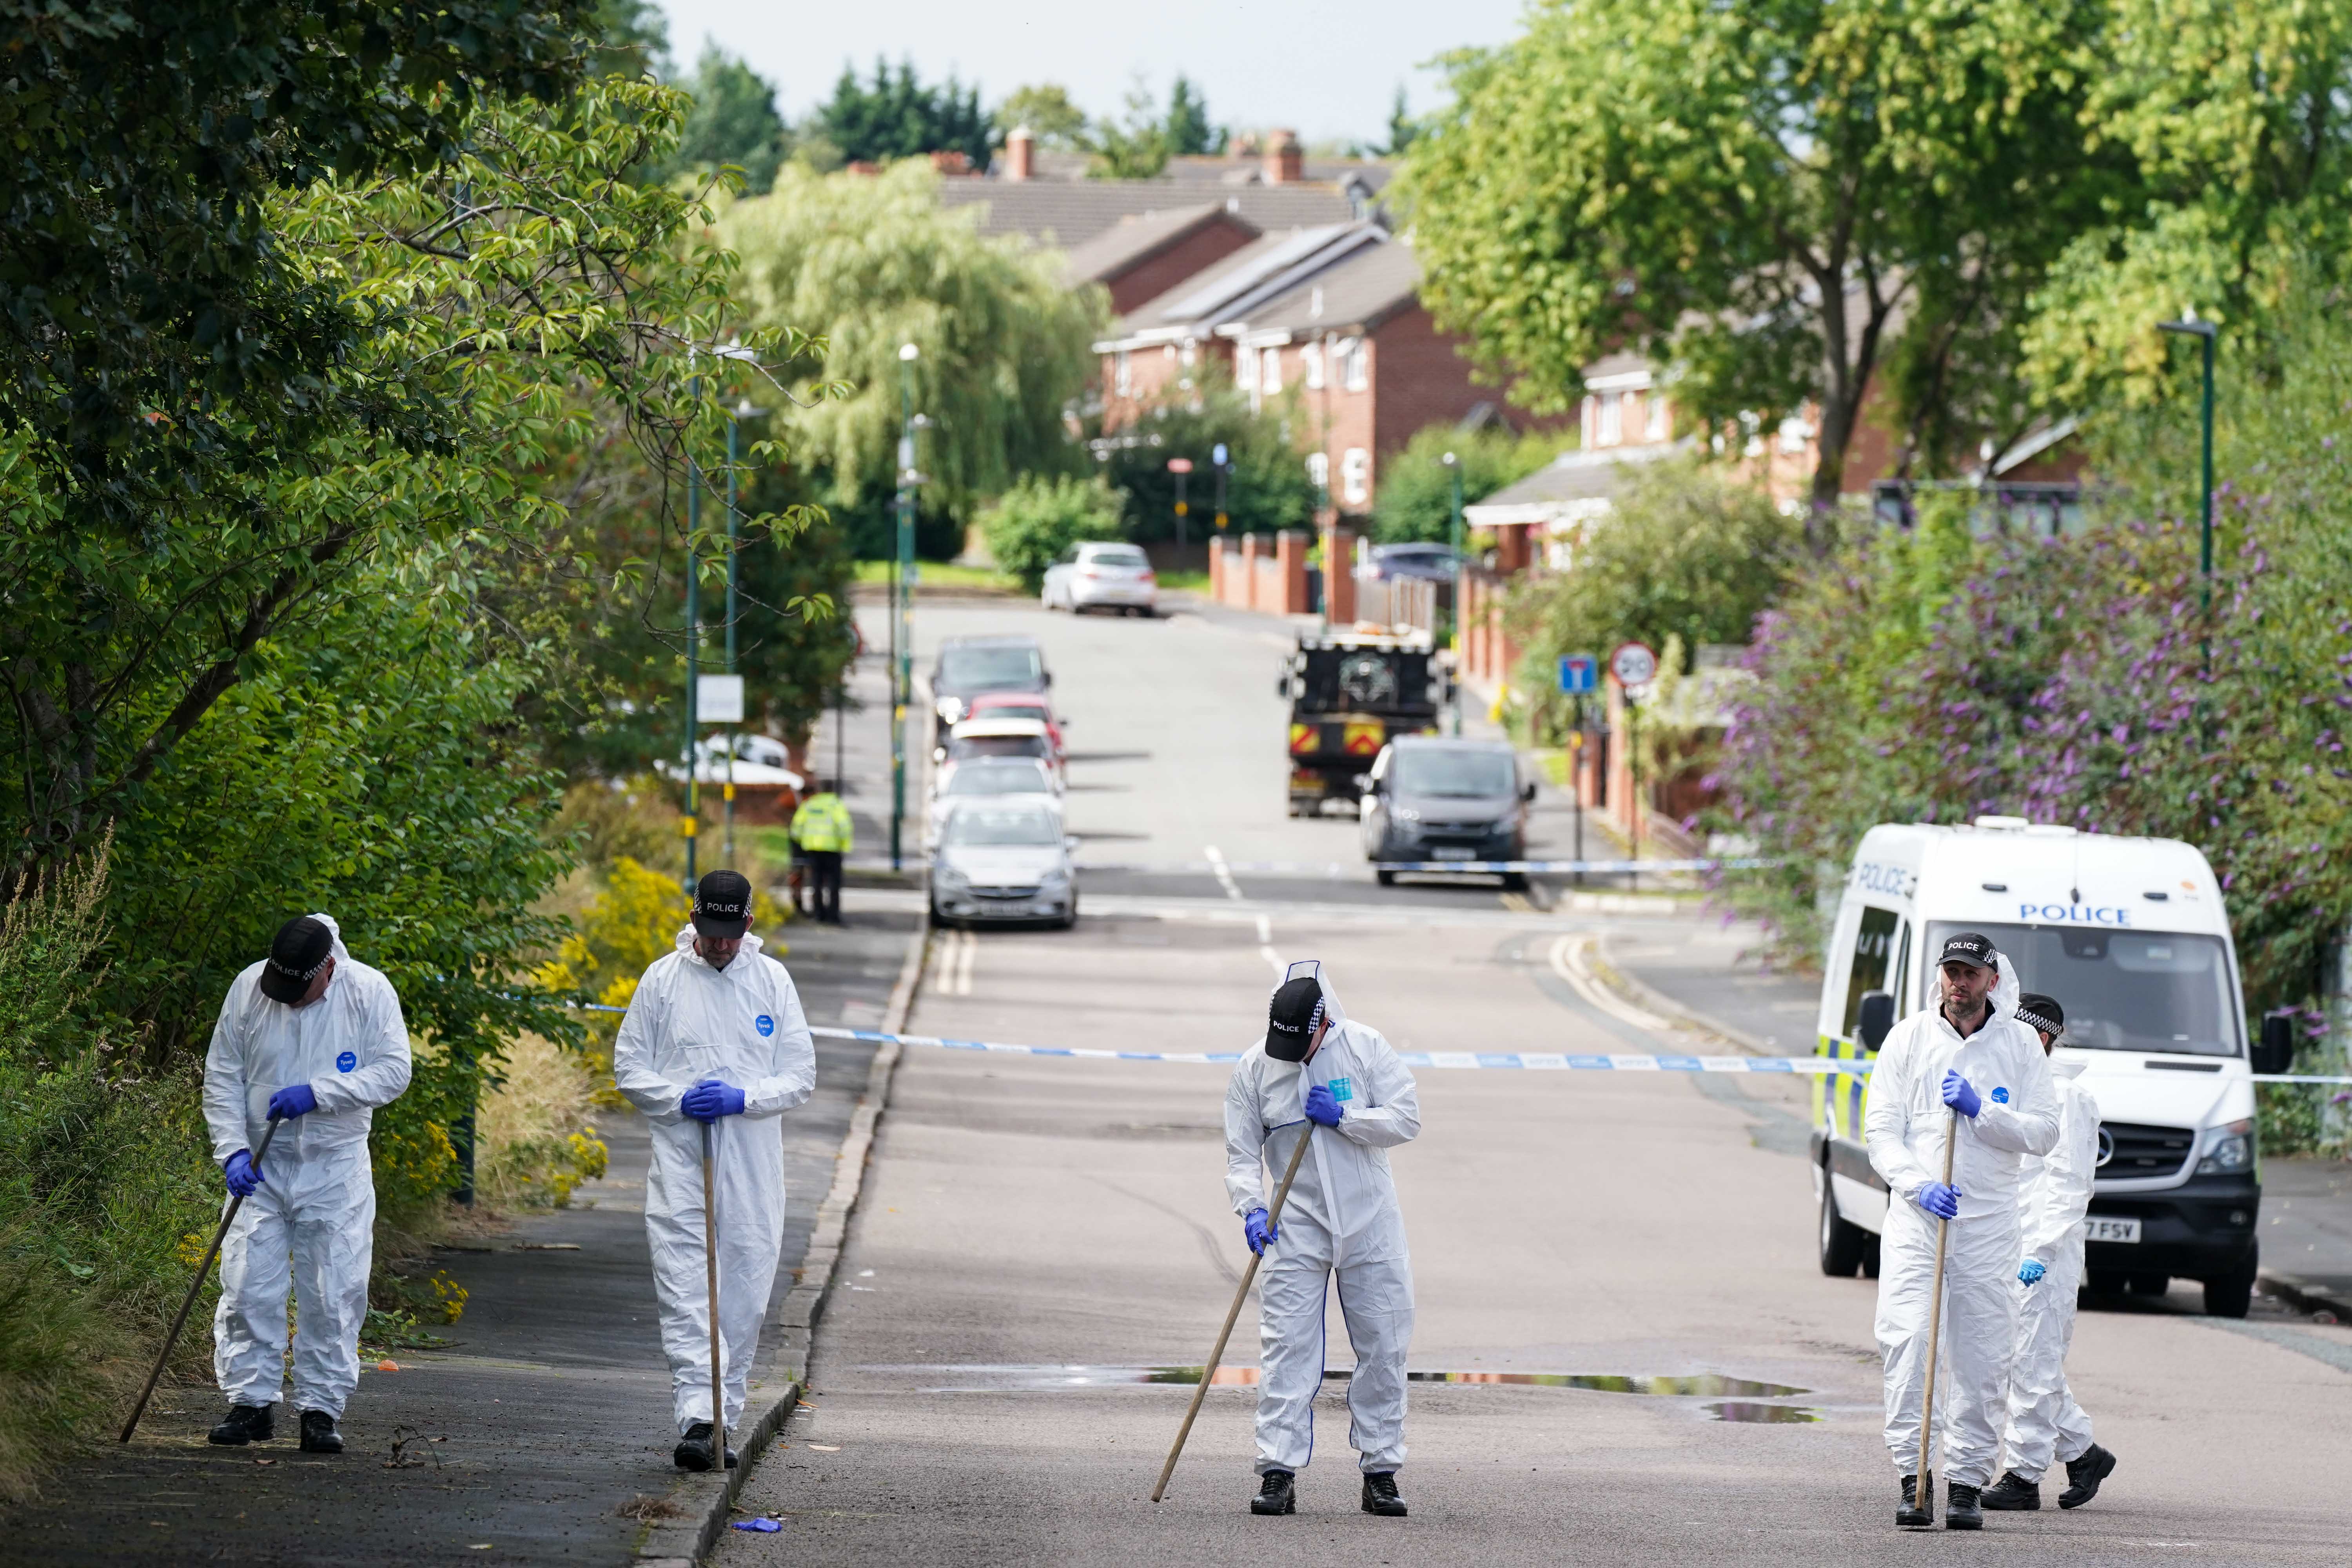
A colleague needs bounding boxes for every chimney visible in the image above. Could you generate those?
[1004,125,1034,182]
[1263,128,1303,185]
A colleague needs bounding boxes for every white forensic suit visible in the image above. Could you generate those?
[2001,1056,2099,1480]
[1865,957,2059,1487]
[202,914,412,1418]
[614,927,815,1433]
[1223,981,1421,1476]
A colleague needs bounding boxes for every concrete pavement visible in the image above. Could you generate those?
[708,596,2352,1566]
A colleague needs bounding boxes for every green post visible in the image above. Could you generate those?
[724,408,742,870]
[893,343,920,873]
[683,376,701,897]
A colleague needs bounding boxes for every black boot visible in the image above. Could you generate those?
[1361,1472,1408,1517]
[1250,1470,1296,1515]
[207,1403,274,1446]
[672,1421,738,1472]
[1896,1473,1933,1528]
[297,1410,342,1454]
[1945,1481,1983,1530]
[1981,1470,2040,1510]
[2058,1444,2115,1508]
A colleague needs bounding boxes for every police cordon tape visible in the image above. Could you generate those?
[569,1003,2352,1081]
[852,856,1776,877]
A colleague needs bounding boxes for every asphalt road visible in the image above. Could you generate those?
[712,595,2352,1566]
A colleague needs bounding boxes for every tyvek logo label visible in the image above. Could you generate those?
[1990,1086,2010,1103]
[336,1051,357,1073]
[1328,1077,1355,1103]
[756,1014,775,1037]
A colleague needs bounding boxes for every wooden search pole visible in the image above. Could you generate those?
[121,1114,285,1443]
[1912,1111,1960,1518]
[703,1119,728,1470]
[1150,1125,1315,1503]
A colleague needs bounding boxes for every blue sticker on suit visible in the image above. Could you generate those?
[756,1014,775,1037]
[1991,1085,2009,1103]
[336,1051,357,1073]
[1328,1077,1355,1103]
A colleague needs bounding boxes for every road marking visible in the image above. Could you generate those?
[929,928,976,997]
[1204,844,1243,902]
[952,928,977,996]
[1550,934,1679,1033]
[1254,913,1283,978]
[1500,892,1534,914]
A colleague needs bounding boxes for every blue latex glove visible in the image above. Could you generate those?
[682,1078,748,1122]
[267,1083,317,1120]
[1915,1181,1961,1220]
[1940,1070,1983,1119]
[2019,1259,2047,1287]
[1243,1208,1278,1256]
[1303,1084,1343,1127]
[224,1150,265,1198]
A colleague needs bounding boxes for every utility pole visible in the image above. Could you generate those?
[2159,309,2218,676]
[1442,450,1464,737]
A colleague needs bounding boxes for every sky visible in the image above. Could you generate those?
[649,0,1534,147]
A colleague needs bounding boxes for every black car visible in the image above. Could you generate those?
[929,634,1049,742]
[1359,736,1536,888]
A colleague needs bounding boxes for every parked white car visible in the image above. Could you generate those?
[1043,541,1157,616]
[936,717,1062,791]
[925,757,1061,849]
[929,798,1078,928]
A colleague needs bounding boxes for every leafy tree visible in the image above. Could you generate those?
[1164,75,1226,157]
[588,0,671,78]
[1087,79,1171,179]
[1399,0,2125,529]
[711,162,1105,542]
[1511,457,1801,742]
[1371,424,1569,543]
[650,46,790,194]
[980,474,1130,590]
[1379,85,1420,158]
[816,58,992,169]
[1091,381,1319,542]
[994,83,1090,149]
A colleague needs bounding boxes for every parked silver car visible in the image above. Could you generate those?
[929,799,1078,929]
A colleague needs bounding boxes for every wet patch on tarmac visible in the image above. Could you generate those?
[1706,1400,1822,1423]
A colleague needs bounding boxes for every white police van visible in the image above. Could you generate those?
[1809,816,2293,1317]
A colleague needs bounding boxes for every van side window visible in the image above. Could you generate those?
[1889,922,1912,1019]
[1842,906,1900,1038]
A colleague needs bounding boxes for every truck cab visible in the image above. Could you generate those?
[1809,817,2291,1317]
[1276,631,1444,817]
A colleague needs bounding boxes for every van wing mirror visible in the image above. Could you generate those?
[2254,1013,2296,1075]
[1857,991,1896,1053]
[1521,780,1539,802]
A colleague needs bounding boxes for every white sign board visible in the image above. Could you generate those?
[1609,641,1659,689]
[697,673,745,725]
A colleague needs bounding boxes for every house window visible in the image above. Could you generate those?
[1340,337,1367,391]
[1115,349,1132,399]
[1179,338,1196,368]
[1306,451,1330,495]
[1303,342,1325,390]
[1341,447,1370,505]
[1644,392,1669,442]
[1597,391,1623,445]
[1237,346,1259,392]
[1262,347,1282,394]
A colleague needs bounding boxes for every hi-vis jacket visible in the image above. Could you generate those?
[791,793,854,854]
[2021,1059,2100,1269]
[1866,956,2060,1220]
[202,913,412,1167]
[1224,993,1420,1265]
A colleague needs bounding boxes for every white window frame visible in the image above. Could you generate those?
[1115,348,1132,399]
[1306,450,1330,494]
[1597,391,1623,446]
[1340,336,1367,391]
[1341,447,1370,505]
[1303,342,1325,390]
[1644,392,1669,442]
[1236,345,1259,392]
[1581,394,1597,448]
[1262,346,1282,394]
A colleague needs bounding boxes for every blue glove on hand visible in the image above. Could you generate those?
[682,1078,748,1122]
[1302,1084,1343,1127]
[1243,1208,1278,1256]
[2019,1259,2047,1287]
[1941,1070,1983,1119]
[267,1083,317,1120]
[1916,1181,1961,1220]
[224,1150,265,1198]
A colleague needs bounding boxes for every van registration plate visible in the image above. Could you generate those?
[2085,1217,2141,1244]
[1429,847,1477,860]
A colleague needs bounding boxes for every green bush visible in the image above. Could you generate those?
[1371,424,1571,544]
[1090,378,1318,542]
[979,473,1131,590]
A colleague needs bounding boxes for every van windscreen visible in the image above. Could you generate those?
[1927,922,2240,1057]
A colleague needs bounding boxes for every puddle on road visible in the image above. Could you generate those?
[861,1365,1815,1406]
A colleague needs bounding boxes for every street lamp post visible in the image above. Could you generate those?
[722,399,757,870]
[2158,309,2218,674]
[1212,442,1229,533]
[1441,450,1465,737]
[682,377,701,896]
[892,342,921,872]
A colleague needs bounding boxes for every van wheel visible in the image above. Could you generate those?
[2127,1272,2171,1297]
[1818,1174,1869,1277]
[1500,872,1530,893]
[2203,1243,2256,1319]
[1376,869,1397,887]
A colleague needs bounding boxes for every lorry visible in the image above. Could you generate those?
[1275,630,1446,817]
[1809,815,2296,1318]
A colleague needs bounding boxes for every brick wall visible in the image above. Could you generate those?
[1099,216,1258,316]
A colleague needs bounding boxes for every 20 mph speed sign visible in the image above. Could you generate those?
[1610,641,1659,689]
